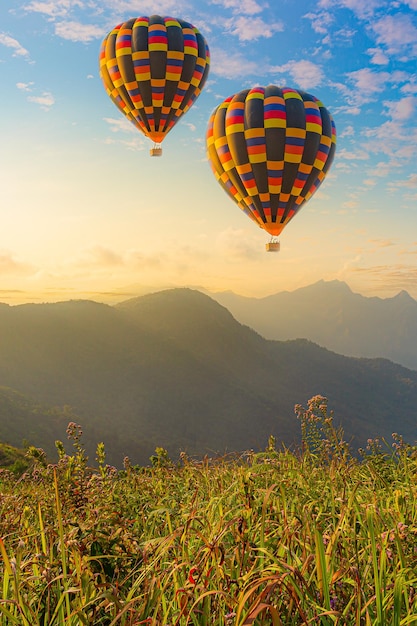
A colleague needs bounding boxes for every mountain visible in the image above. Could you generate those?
[0,288,417,466]
[0,386,71,458]
[210,280,417,370]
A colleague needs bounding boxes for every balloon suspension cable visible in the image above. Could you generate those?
[150,143,162,157]
[265,236,280,252]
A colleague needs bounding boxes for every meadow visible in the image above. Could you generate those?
[1,396,417,625]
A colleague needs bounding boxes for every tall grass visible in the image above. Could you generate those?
[1,400,417,624]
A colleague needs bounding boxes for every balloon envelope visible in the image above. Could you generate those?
[99,15,210,145]
[206,85,336,237]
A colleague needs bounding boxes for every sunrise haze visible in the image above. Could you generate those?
[1,0,417,304]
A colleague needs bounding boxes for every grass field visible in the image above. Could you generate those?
[1,396,417,625]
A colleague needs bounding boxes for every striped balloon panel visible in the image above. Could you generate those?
[206,85,336,237]
[99,15,210,143]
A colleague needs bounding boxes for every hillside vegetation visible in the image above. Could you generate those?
[1,289,417,465]
[1,397,417,624]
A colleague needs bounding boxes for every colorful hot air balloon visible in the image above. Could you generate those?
[99,15,210,156]
[206,85,336,251]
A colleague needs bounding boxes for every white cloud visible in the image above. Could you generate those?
[23,0,83,18]
[401,82,417,94]
[0,33,30,57]
[103,117,137,133]
[224,16,283,41]
[209,47,260,79]
[333,68,411,112]
[55,21,105,42]
[340,125,355,137]
[383,96,416,121]
[303,11,334,35]
[338,148,370,160]
[371,14,417,56]
[103,117,147,150]
[367,160,402,178]
[271,60,324,90]
[367,47,389,65]
[16,81,34,91]
[402,174,417,188]
[27,92,55,109]
[347,67,388,94]
[387,174,417,196]
[210,0,263,14]
[317,0,387,19]
[342,200,359,209]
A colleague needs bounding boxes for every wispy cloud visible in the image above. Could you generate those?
[55,21,105,42]
[0,251,35,276]
[317,0,386,19]
[362,119,416,159]
[0,33,30,58]
[303,11,334,35]
[223,15,283,41]
[347,67,388,95]
[16,81,34,91]
[337,148,370,161]
[209,0,264,15]
[340,125,355,138]
[368,238,396,248]
[332,68,411,112]
[24,0,84,18]
[104,117,138,133]
[367,159,402,178]
[103,117,147,150]
[271,60,324,90]
[74,245,124,268]
[388,173,417,192]
[383,96,416,121]
[99,0,189,15]
[27,91,55,110]
[209,47,260,78]
[366,47,389,65]
[349,263,417,296]
[216,228,261,261]
[371,13,417,56]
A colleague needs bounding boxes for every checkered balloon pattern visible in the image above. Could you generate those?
[99,15,210,144]
[206,86,336,237]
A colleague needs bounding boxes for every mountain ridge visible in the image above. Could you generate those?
[0,287,416,465]
[209,280,417,369]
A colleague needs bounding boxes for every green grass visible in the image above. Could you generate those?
[1,398,417,624]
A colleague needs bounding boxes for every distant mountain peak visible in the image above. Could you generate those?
[313,279,352,291]
[392,290,416,304]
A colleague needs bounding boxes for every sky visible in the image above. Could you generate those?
[1,0,417,304]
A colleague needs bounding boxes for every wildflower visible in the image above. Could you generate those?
[188,567,198,585]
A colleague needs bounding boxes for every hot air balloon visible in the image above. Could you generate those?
[99,15,210,156]
[206,85,336,251]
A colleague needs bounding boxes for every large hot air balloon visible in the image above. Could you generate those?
[99,15,210,156]
[206,85,336,251]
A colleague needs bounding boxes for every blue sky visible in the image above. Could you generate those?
[1,0,417,303]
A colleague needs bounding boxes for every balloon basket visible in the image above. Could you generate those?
[266,241,280,252]
[150,146,162,157]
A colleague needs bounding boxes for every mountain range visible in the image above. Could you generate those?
[210,280,417,370]
[0,288,416,466]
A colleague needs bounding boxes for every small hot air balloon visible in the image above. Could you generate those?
[99,15,210,156]
[206,85,336,251]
